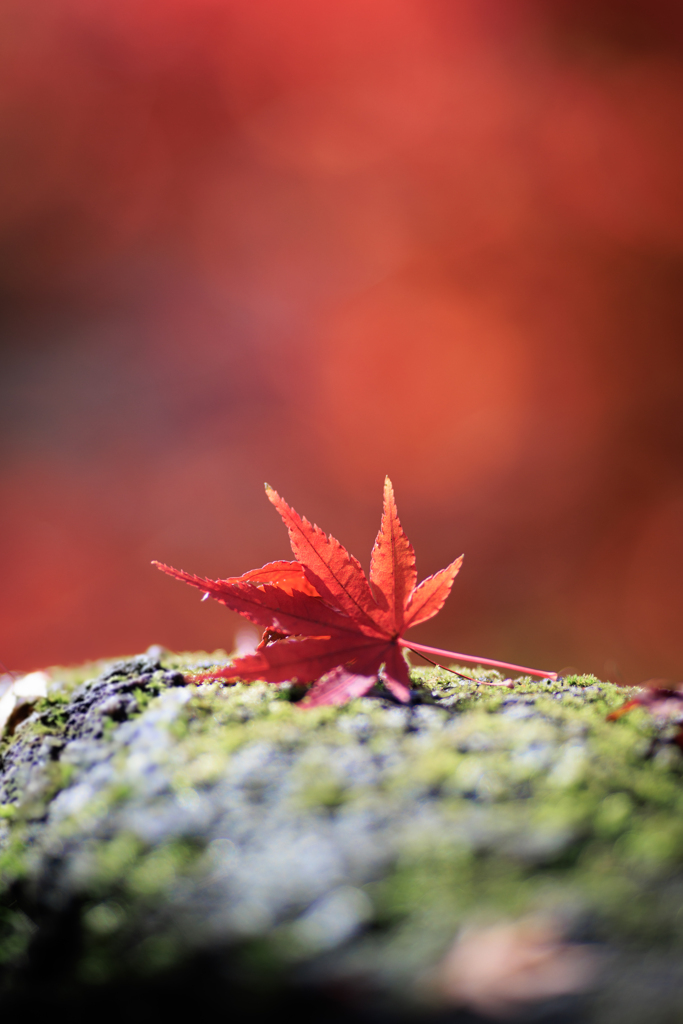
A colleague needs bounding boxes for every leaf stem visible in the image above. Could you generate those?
[407,647,482,682]
[398,639,557,680]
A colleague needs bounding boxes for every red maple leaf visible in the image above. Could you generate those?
[153,479,557,705]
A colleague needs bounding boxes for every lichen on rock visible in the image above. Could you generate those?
[1,652,683,1021]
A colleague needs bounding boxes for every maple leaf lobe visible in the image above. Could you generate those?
[369,476,417,633]
[403,554,464,629]
[151,561,355,638]
[265,485,389,636]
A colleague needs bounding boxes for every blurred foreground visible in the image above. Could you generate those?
[1,654,683,1021]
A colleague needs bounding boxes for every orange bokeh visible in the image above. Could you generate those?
[2,0,683,682]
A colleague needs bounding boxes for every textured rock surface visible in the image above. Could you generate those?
[1,652,683,1022]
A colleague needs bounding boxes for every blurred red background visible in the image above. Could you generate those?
[2,0,683,682]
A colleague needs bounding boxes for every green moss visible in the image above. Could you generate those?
[30,693,70,734]
[0,906,36,966]
[127,850,182,897]
[16,761,76,821]
[1,656,683,1006]
[93,832,145,887]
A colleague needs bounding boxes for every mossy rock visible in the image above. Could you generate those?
[1,652,682,1022]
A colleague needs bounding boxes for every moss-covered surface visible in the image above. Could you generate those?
[1,652,683,1021]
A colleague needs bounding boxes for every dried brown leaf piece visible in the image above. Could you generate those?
[432,917,601,1019]
[607,680,683,723]
[606,680,683,751]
